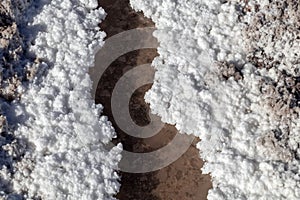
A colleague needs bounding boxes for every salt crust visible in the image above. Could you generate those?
[130,0,300,199]
[0,0,122,199]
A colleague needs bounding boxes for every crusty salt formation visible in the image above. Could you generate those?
[0,0,122,199]
[239,0,300,164]
[242,0,300,111]
[243,0,300,118]
[130,0,300,199]
[217,61,243,81]
[0,1,39,101]
[259,71,300,121]
[243,0,299,74]
[0,2,30,198]
[0,1,22,101]
[216,0,300,165]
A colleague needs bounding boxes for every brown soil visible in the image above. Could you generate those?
[95,0,212,199]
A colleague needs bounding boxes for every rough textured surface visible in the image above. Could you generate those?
[0,2,34,198]
[244,0,299,74]
[96,1,211,199]
[130,0,300,199]
[241,1,300,161]
[0,1,39,101]
[0,0,122,199]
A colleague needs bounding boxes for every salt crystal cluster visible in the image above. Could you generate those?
[0,0,39,101]
[130,0,300,199]
[241,1,300,164]
[0,0,122,199]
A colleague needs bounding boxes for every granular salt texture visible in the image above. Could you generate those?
[240,0,300,163]
[0,0,122,199]
[0,0,42,102]
[0,1,36,198]
[130,0,300,199]
[243,0,299,74]
[0,1,25,101]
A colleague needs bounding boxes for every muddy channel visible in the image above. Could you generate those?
[95,0,212,199]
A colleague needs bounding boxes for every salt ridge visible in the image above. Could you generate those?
[0,0,121,199]
[130,0,300,199]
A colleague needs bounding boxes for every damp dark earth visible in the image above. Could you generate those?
[95,0,212,199]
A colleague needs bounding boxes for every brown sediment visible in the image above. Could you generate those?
[96,0,212,199]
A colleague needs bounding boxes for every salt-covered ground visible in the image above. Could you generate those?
[1,0,299,199]
[130,0,300,199]
[0,0,121,199]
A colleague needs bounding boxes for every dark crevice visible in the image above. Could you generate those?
[96,0,212,199]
